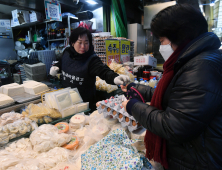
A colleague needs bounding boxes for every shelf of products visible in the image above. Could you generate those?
[47,38,67,42]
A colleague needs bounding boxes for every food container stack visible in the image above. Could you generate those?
[24,63,47,82]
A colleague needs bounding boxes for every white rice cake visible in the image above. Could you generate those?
[0,94,14,106]
[2,83,25,96]
[22,81,49,95]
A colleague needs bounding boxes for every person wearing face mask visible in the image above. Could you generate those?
[50,27,129,111]
[121,4,222,170]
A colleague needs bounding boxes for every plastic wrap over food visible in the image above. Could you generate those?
[23,103,62,122]
[0,111,24,126]
[6,159,42,170]
[0,152,20,170]
[109,59,122,72]
[0,118,38,145]
[36,147,70,170]
[95,77,118,93]
[69,113,86,131]
[45,88,72,111]
[30,124,72,153]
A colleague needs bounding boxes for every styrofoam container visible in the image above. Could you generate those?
[99,32,111,37]
[25,71,46,82]
[24,63,46,75]
[150,71,158,76]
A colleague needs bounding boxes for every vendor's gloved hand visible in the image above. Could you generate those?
[114,75,130,85]
[49,66,59,77]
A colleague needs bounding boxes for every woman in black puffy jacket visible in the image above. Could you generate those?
[122,4,222,170]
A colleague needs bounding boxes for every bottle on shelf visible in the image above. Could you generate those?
[144,80,149,86]
[63,28,66,38]
[61,29,64,38]
[134,78,139,84]
[140,78,145,85]
[57,29,61,39]
[149,77,157,88]
[48,28,51,40]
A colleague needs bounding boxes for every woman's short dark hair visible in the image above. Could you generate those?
[69,27,92,47]
[151,4,208,46]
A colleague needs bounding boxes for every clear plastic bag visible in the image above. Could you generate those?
[0,111,24,127]
[30,124,72,153]
[109,59,122,72]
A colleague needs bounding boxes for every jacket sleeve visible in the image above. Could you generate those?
[127,83,155,102]
[130,61,222,143]
[89,56,119,85]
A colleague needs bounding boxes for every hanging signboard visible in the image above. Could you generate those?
[105,39,120,65]
[120,40,131,63]
[44,0,62,21]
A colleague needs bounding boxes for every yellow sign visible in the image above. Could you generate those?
[120,40,131,63]
[105,39,120,65]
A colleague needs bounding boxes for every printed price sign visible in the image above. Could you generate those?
[120,40,131,63]
[45,0,62,21]
[105,40,120,65]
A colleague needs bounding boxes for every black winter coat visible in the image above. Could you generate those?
[130,32,222,170]
[54,46,118,110]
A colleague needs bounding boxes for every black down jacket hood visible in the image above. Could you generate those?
[130,32,222,170]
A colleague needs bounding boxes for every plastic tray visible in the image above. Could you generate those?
[0,102,15,109]
[12,93,41,103]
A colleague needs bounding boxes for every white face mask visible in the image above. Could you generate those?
[159,43,174,61]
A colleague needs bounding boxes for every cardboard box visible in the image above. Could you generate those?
[30,11,44,22]
[134,55,157,67]
[11,9,30,26]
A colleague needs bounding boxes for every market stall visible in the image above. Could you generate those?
[0,87,160,170]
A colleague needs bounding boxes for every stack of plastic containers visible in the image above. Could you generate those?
[97,95,141,132]
[24,63,46,82]
[38,50,56,75]
[18,65,27,83]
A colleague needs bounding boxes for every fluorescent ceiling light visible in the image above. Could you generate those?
[199,5,203,7]
[210,3,215,6]
[86,0,98,5]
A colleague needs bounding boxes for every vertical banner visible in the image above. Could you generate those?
[120,40,130,63]
[105,39,120,65]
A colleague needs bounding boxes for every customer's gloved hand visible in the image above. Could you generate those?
[114,75,130,85]
[49,66,59,77]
